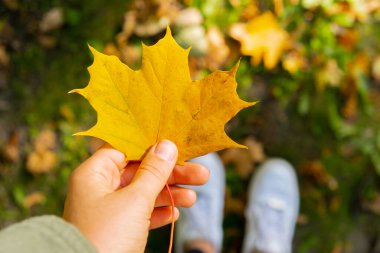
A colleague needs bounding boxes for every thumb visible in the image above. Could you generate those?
[130,140,178,200]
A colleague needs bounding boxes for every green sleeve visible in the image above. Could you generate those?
[0,215,97,253]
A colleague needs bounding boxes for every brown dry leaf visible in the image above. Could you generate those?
[72,28,255,163]
[330,195,341,211]
[225,188,245,214]
[349,53,370,77]
[4,130,20,162]
[244,137,265,163]
[205,26,230,70]
[26,150,56,174]
[337,29,358,50]
[331,242,344,253]
[221,137,265,179]
[300,160,338,190]
[362,192,380,215]
[116,11,137,47]
[372,55,380,82]
[175,26,208,56]
[326,1,380,22]
[174,7,203,28]
[3,0,18,10]
[0,45,10,67]
[341,80,358,120]
[316,59,344,91]
[38,35,57,48]
[26,129,57,174]
[119,0,179,40]
[230,12,289,69]
[296,214,309,225]
[23,192,46,209]
[282,50,306,74]
[103,43,121,58]
[156,0,180,20]
[34,129,56,152]
[39,7,64,33]
[187,56,202,79]
[59,104,75,122]
[134,18,169,37]
[119,44,141,67]
[342,53,369,120]
[326,175,338,191]
[221,148,254,179]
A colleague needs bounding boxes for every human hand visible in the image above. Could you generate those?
[63,140,209,253]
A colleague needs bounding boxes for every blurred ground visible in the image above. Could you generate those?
[1,0,380,252]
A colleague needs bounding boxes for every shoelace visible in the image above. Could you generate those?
[252,198,290,253]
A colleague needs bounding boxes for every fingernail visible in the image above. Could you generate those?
[154,140,176,162]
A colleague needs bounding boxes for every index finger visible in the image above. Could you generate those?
[120,162,209,188]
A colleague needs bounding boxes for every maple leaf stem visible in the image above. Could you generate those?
[165,183,175,253]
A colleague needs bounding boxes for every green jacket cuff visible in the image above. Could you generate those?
[0,215,97,253]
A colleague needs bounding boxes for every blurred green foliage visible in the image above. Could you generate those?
[1,0,380,252]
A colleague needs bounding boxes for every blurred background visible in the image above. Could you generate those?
[1,0,380,252]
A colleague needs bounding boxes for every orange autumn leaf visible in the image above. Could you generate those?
[230,12,289,69]
[72,27,255,163]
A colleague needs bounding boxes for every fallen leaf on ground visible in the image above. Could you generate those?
[362,192,380,215]
[221,137,265,179]
[134,18,169,37]
[244,137,265,163]
[225,188,245,213]
[337,29,358,50]
[326,1,380,22]
[4,130,20,162]
[34,129,56,152]
[0,45,10,66]
[221,148,254,179]
[26,129,57,174]
[116,11,137,47]
[3,0,18,10]
[38,35,57,48]
[331,242,344,253]
[175,26,208,56]
[155,0,180,20]
[282,49,306,74]
[59,104,75,122]
[300,160,338,190]
[174,7,203,28]
[26,150,56,174]
[39,7,64,33]
[23,192,46,209]
[316,59,344,91]
[121,45,142,67]
[205,26,230,70]
[72,27,255,163]
[230,12,289,69]
[372,55,380,82]
[296,214,309,225]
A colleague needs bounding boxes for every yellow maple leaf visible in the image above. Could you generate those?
[71,27,255,163]
[230,12,289,69]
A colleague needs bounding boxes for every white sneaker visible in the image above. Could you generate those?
[242,159,299,253]
[175,153,225,253]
